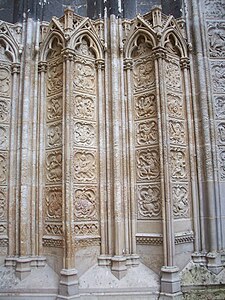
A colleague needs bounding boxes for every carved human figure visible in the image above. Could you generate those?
[0,154,7,183]
[137,149,160,180]
[46,189,62,220]
[0,189,6,219]
[138,185,161,218]
[46,152,62,182]
[137,120,158,145]
[173,185,189,218]
[74,188,96,219]
[135,94,156,118]
[171,150,186,179]
[0,68,10,95]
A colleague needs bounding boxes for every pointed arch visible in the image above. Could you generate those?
[0,34,19,62]
[40,31,65,62]
[161,28,188,58]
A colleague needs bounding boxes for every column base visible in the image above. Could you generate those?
[206,252,223,274]
[58,268,79,299]
[111,256,127,280]
[160,266,181,295]
[159,292,183,300]
[15,257,32,280]
[98,255,111,266]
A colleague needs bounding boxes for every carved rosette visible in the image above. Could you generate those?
[0,50,12,241]
[73,35,100,243]
[43,37,63,245]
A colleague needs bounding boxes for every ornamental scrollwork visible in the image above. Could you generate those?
[73,62,96,93]
[46,150,62,183]
[47,95,63,122]
[137,185,161,219]
[74,187,97,220]
[136,120,158,145]
[0,126,8,150]
[0,99,10,123]
[218,123,225,143]
[214,96,225,119]
[0,152,7,185]
[169,120,185,145]
[136,148,160,181]
[74,150,97,182]
[208,22,225,58]
[0,68,11,97]
[211,63,225,93]
[45,224,63,235]
[204,0,225,19]
[167,93,184,119]
[219,148,225,180]
[165,61,181,92]
[0,188,6,220]
[135,93,157,119]
[172,185,189,218]
[74,222,99,236]
[47,61,63,96]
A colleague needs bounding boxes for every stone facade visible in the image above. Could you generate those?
[0,0,224,299]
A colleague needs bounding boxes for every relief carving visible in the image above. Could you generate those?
[0,126,8,150]
[172,185,189,218]
[137,185,161,219]
[0,224,7,234]
[169,120,185,145]
[74,121,95,147]
[46,150,62,183]
[165,61,181,92]
[135,94,157,119]
[133,59,155,92]
[218,123,225,143]
[0,68,11,97]
[208,22,225,57]
[75,37,95,58]
[74,187,97,220]
[204,0,225,19]
[0,41,13,62]
[47,95,63,122]
[73,62,95,93]
[136,120,158,145]
[0,152,7,184]
[136,148,160,181]
[131,36,153,58]
[211,63,225,93]
[215,96,225,119]
[170,148,187,179]
[219,148,225,180]
[45,224,63,235]
[0,99,10,122]
[73,94,95,120]
[47,122,62,148]
[74,150,97,182]
[0,188,6,220]
[45,187,62,220]
[74,222,99,236]
[47,62,63,96]
[167,93,184,119]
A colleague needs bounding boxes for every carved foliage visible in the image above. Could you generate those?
[133,58,155,92]
[136,120,158,146]
[0,152,7,185]
[46,150,62,183]
[169,120,185,144]
[165,60,181,92]
[137,184,161,219]
[74,121,96,147]
[47,61,63,96]
[0,99,10,123]
[134,93,157,119]
[45,187,62,220]
[0,67,11,97]
[217,122,225,143]
[0,188,6,220]
[47,122,62,148]
[204,0,225,19]
[170,148,187,180]
[167,93,184,119]
[211,62,225,93]
[218,147,225,180]
[47,95,63,122]
[0,125,9,150]
[73,61,96,93]
[73,94,95,120]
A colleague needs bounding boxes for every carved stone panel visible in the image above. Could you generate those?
[214,95,225,119]
[218,147,225,180]
[0,99,10,123]
[47,61,63,97]
[211,62,225,93]
[0,187,7,221]
[137,184,161,219]
[165,60,181,92]
[47,95,63,122]
[73,186,98,220]
[45,187,62,221]
[74,150,97,183]
[204,0,225,19]
[172,184,189,218]
[167,93,184,119]
[73,62,96,94]
[46,150,62,184]
[0,125,9,150]
[73,94,96,121]
[0,67,11,98]
[74,121,96,147]
[133,58,155,93]
[207,22,225,58]
[74,222,99,236]
[136,148,160,181]
[134,93,157,120]
[217,122,225,144]
[45,223,63,236]
[0,152,8,185]
[136,120,158,146]
[170,148,187,180]
[169,120,185,145]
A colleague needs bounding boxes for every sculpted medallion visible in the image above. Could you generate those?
[47,95,63,122]
[172,185,189,218]
[208,22,225,58]
[46,151,62,183]
[47,122,62,148]
[167,93,184,119]
[169,120,185,145]
[211,63,225,93]
[74,150,96,182]
[135,94,157,119]
[136,148,160,181]
[73,63,95,93]
[45,187,62,220]
[47,62,63,96]
[215,96,225,119]
[137,185,161,219]
[136,120,158,145]
[74,187,97,220]
[0,152,7,184]
[165,61,181,92]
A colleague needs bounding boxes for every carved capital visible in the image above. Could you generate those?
[180,57,190,69]
[11,63,20,74]
[152,47,167,60]
[124,59,133,70]
[95,59,105,70]
[62,48,76,61]
[38,62,47,73]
